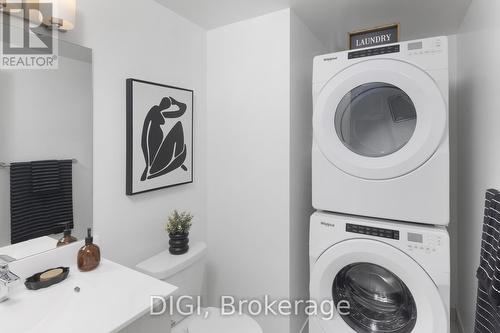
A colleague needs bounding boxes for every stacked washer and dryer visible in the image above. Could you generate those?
[309,37,451,333]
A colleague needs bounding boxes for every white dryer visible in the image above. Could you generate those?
[309,212,450,333]
[312,36,449,225]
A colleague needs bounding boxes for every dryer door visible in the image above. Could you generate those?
[310,239,447,333]
[313,59,447,180]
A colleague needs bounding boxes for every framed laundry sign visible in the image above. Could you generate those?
[349,23,399,50]
[126,79,194,195]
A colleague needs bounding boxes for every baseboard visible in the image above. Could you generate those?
[452,307,465,333]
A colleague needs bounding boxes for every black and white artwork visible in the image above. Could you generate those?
[126,79,193,195]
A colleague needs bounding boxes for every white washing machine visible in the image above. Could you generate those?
[312,36,449,225]
[309,212,450,333]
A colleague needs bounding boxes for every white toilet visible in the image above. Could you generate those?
[136,242,263,333]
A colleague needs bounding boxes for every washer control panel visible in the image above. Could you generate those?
[346,223,400,240]
[406,232,443,254]
[344,222,444,254]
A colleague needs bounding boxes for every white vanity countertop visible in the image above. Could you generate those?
[0,236,57,261]
[1,258,177,333]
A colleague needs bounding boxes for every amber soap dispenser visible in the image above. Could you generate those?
[57,223,78,247]
[77,228,101,272]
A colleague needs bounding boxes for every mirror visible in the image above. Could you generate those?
[0,32,93,261]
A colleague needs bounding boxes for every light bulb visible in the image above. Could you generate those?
[41,0,76,31]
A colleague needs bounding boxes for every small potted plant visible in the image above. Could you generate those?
[166,210,193,255]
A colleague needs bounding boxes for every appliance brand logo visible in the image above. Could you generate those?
[320,222,335,228]
[323,57,337,62]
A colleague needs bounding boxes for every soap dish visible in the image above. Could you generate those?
[25,267,70,290]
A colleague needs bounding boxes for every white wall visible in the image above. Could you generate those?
[448,34,459,312]
[59,0,207,267]
[289,11,327,333]
[456,0,500,331]
[206,9,291,332]
[207,9,325,332]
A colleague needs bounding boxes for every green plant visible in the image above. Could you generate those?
[166,210,193,235]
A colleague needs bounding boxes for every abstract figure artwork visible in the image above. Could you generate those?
[126,79,193,195]
[141,96,188,181]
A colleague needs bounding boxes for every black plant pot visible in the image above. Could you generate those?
[169,233,189,255]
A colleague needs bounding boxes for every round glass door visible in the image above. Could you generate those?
[313,59,447,180]
[335,83,417,158]
[309,239,448,333]
[332,263,417,333]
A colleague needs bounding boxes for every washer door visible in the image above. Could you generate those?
[313,59,447,180]
[310,239,447,333]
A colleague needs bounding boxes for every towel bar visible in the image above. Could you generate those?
[0,159,78,169]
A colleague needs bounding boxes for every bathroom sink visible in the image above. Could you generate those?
[0,251,177,333]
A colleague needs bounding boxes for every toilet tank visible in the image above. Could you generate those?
[136,242,207,325]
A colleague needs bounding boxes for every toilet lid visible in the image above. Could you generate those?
[188,308,262,333]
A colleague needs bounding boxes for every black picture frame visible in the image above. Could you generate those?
[126,78,194,195]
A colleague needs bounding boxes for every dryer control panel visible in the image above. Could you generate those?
[407,37,445,58]
[348,45,400,59]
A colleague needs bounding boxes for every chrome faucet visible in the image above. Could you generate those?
[0,259,20,302]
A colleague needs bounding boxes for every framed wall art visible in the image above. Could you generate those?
[126,79,193,195]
